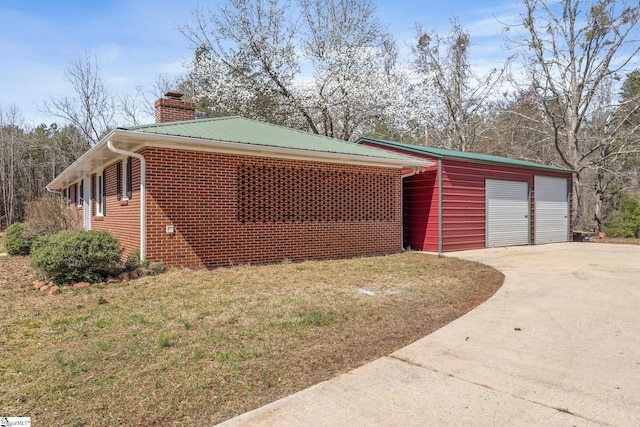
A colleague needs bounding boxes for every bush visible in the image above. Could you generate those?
[605,195,640,238]
[124,249,142,272]
[3,222,31,255]
[24,195,82,238]
[124,249,166,276]
[31,230,123,284]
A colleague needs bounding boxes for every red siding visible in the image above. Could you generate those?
[440,160,571,251]
[92,147,403,269]
[403,167,439,251]
[360,140,573,252]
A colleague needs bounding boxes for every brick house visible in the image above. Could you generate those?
[47,96,431,269]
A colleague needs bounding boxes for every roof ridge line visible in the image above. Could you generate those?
[122,115,240,131]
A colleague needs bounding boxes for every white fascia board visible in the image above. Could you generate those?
[118,131,433,168]
[47,130,118,191]
[47,129,433,190]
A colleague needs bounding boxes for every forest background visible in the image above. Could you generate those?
[1,0,639,235]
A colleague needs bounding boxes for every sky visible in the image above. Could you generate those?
[0,0,522,127]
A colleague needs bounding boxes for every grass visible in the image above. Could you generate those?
[0,252,503,426]
[589,237,640,245]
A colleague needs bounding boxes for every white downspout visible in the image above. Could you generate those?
[107,140,146,261]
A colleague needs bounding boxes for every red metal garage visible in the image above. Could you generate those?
[358,138,574,252]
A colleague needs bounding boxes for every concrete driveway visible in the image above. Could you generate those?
[219,243,640,426]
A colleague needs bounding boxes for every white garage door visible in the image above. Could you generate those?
[486,179,530,248]
[535,176,569,244]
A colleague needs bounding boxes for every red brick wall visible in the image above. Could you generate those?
[140,147,402,269]
[90,158,142,259]
[154,98,196,123]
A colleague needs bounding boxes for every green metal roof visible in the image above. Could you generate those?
[123,116,420,163]
[356,137,575,173]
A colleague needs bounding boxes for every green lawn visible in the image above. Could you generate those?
[0,252,503,426]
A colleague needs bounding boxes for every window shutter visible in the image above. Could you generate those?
[102,169,107,216]
[126,157,133,199]
[116,162,122,200]
[79,180,84,206]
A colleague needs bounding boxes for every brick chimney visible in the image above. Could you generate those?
[154,91,196,123]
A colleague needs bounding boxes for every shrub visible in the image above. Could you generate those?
[31,230,123,284]
[605,195,640,238]
[24,195,82,238]
[124,249,166,276]
[3,222,31,255]
[124,249,142,272]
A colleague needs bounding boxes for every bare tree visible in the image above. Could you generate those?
[0,106,26,227]
[480,88,559,163]
[0,104,89,229]
[588,73,640,230]
[513,0,640,229]
[118,87,148,127]
[42,53,117,145]
[412,19,510,151]
[136,73,197,119]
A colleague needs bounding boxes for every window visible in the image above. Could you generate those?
[96,169,106,216]
[116,162,122,200]
[91,175,96,215]
[79,180,84,207]
[102,170,107,216]
[118,157,133,200]
[125,157,133,199]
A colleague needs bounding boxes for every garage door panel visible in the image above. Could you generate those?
[535,176,569,244]
[486,180,530,248]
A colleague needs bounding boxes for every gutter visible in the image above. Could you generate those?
[107,140,147,261]
[46,187,63,196]
[115,130,432,170]
[401,167,425,179]
[48,130,433,191]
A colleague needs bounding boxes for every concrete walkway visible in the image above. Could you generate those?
[219,243,640,426]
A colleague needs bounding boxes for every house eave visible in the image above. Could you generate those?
[47,130,433,191]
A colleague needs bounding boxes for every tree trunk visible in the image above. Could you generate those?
[572,172,582,231]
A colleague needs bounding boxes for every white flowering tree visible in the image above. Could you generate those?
[181,0,430,141]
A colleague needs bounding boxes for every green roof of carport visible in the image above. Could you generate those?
[123,116,421,163]
[356,137,575,174]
